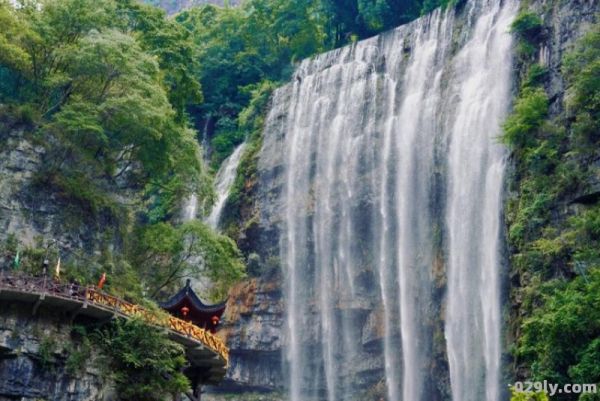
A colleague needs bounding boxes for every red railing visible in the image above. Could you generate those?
[0,272,229,364]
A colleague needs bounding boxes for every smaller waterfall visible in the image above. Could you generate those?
[183,193,198,222]
[206,143,246,229]
[201,117,211,160]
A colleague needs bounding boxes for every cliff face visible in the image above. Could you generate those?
[0,130,47,250]
[530,0,597,112]
[0,123,137,268]
[212,0,599,400]
[504,0,599,382]
[206,277,284,400]
[0,302,113,401]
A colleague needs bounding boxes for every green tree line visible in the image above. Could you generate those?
[175,0,460,167]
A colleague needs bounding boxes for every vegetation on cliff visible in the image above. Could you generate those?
[93,318,190,401]
[505,16,600,400]
[0,0,244,301]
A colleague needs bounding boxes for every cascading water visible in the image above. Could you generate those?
[206,143,246,229]
[183,193,198,222]
[445,2,516,400]
[260,0,517,400]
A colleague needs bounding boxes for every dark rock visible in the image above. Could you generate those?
[0,302,114,401]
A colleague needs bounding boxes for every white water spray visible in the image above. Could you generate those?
[259,1,517,400]
[206,143,246,230]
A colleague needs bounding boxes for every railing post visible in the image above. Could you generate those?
[83,287,89,308]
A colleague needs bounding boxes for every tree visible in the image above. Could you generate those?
[94,318,190,401]
[131,221,245,301]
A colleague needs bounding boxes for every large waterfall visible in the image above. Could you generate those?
[260,0,518,400]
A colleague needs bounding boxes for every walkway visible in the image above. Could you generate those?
[0,272,229,385]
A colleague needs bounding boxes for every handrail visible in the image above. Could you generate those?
[0,272,229,365]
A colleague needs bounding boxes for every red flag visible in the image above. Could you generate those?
[97,272,106,289]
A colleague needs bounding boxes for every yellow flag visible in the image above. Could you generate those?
[55,257,61,278]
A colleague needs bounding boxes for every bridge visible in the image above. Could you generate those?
[0,271,229,388]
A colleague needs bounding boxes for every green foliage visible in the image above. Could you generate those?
[522,64,549,88]
[0,235,59,276]
[117,0,203,120]
[510,388,549,401]
[177,0,326,165]
[518,269,600,388]
[563,24,600,155]
[321,0,458,47]
[507,22,600,400]
[131,220,245,300]
[65,325,92,375]
[502,87,549,149]
[511,11,543,41]
[38,336,57,369]
[93,318,190,401]
[0,0,206,223]
[0,0,242,313]
[176,0,455,167]
[220,81,276,241]
[511,10,544,61]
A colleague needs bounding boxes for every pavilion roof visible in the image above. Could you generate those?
[159,279,227,316]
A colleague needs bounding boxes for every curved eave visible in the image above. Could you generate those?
[158,285,227,315]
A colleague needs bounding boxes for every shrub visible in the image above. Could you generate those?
[93,318,190,401]
[518,269,600,394]
[511,11,543,42]
[503,87,549,149]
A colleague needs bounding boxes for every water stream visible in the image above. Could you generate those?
[260,0,517,399]
[206,143,246,230]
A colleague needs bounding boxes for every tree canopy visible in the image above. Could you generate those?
[0,0,243,303]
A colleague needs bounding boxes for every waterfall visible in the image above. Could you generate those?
[445,2,516,401]
[183,193,198,222]
[260,0,517,400]
[206,143,246,229]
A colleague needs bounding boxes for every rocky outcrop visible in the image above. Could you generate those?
[0,130,50,253]
[530,0,597,111]
[0,124,135,266]
[0,302,114,401]
[205,275,284,400]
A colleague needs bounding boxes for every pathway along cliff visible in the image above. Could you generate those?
[0,273,229,385]
[257,0,517,400]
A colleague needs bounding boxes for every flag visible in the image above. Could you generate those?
[55,257,61,278]
[97,272,106,289]
[13,251,20,269]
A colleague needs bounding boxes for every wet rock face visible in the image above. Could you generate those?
[0,302,114,401]
[206,277,284,398]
